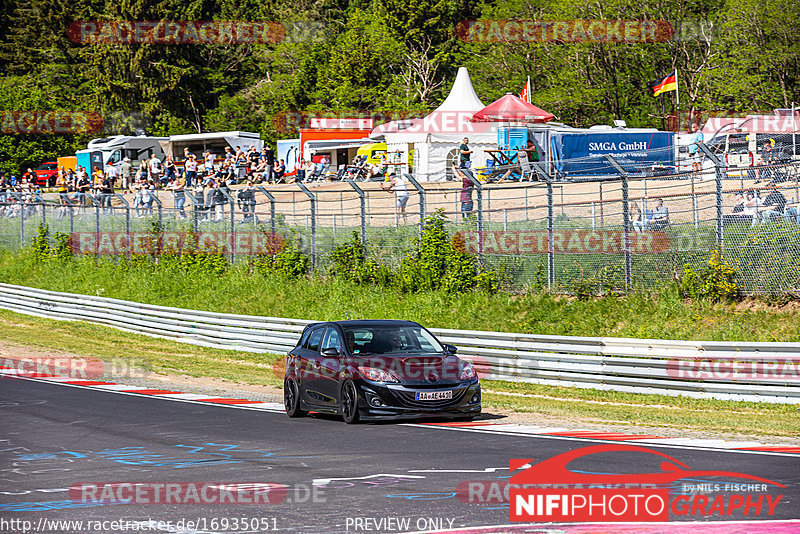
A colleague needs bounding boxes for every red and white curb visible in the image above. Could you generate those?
[0,367,285,413]
[4,366,799,456]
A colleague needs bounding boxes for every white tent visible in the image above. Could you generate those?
[371,67,498,181]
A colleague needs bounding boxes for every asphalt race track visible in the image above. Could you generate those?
[1,378,798,533]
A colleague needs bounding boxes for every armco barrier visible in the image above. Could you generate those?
[0,283,798,404]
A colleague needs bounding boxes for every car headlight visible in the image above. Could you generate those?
[358,366,400,383]
[460,362,477,380]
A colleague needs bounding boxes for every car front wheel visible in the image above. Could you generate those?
[340,380,360,424]
[284,378,306,418]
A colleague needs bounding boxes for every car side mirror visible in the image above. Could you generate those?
[321,347,340,357]
[443,344,458,354]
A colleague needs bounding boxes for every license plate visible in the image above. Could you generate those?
[416,390,452,401]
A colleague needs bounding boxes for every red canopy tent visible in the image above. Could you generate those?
[470,93,554,123]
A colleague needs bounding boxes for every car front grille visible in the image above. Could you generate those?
[393,385,469,409]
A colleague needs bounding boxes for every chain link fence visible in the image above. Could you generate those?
[2,148,800,295]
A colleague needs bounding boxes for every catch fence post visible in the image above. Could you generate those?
[345,179,367,244]
[185,191,200,234]
[405,174,426,239]
[256,186,277,234]
[698,142,724,251]
[463,169,483,235]
[296,182,316,268]
[114,193,132,258]
[219,188,237,263]
[604,155,632,291]
[532,163,554,289]
[150,194,163,232]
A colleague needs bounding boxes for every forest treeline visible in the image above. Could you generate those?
[1,0,798,173]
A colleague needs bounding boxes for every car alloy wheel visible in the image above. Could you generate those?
[284,378,306,417]
[341,380,360,424]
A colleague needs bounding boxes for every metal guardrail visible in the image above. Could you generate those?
[0,283,797,404]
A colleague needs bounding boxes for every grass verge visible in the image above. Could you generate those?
[1,309,796,439]
[1,249,800,341]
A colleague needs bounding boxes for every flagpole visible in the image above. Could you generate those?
[674,69,681,129]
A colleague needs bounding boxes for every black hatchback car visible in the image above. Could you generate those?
[283,320,481,423]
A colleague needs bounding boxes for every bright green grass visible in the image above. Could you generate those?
[1,249,799,341]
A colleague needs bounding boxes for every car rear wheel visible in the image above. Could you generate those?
[284,378,306,418]
[341,380,360,424]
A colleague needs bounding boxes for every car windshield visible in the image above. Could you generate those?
[343,326,443,356]
[729,134,749,153]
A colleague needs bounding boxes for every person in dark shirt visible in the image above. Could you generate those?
[759,186,787,223]
[459,137,472,169]
[274,159,286,183]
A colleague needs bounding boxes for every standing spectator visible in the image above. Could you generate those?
[77,170,92,209]
[183,147,194,160]
[163,155,177,184]
[246,146,259,176]
[265,144,276,183]
[649,198,669,230]
[148,153,162,185]
[184,154,198,187]
[105,163,118,190]
[381,173,409,224]
[459,137,472,169]
[204,149,216,175]
[132,177,144,218]
[454,164,473,219]
[142,180,155,217]
[101,171,113,213]
[119,157,133,191]
[92,166,104,199]
[688,122,704,178]
[169,174,186,219]
[137,161,148,182]
[274,159,286,183]
[754,140,776,184]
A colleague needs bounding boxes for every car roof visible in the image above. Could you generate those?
[309,320,422,329]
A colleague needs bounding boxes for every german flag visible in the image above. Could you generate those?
[652,71,677,96]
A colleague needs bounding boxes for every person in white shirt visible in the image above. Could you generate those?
[148,154,162,185]
[204,150,216,174]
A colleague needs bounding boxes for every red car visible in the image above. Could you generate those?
[32,161,58,187]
